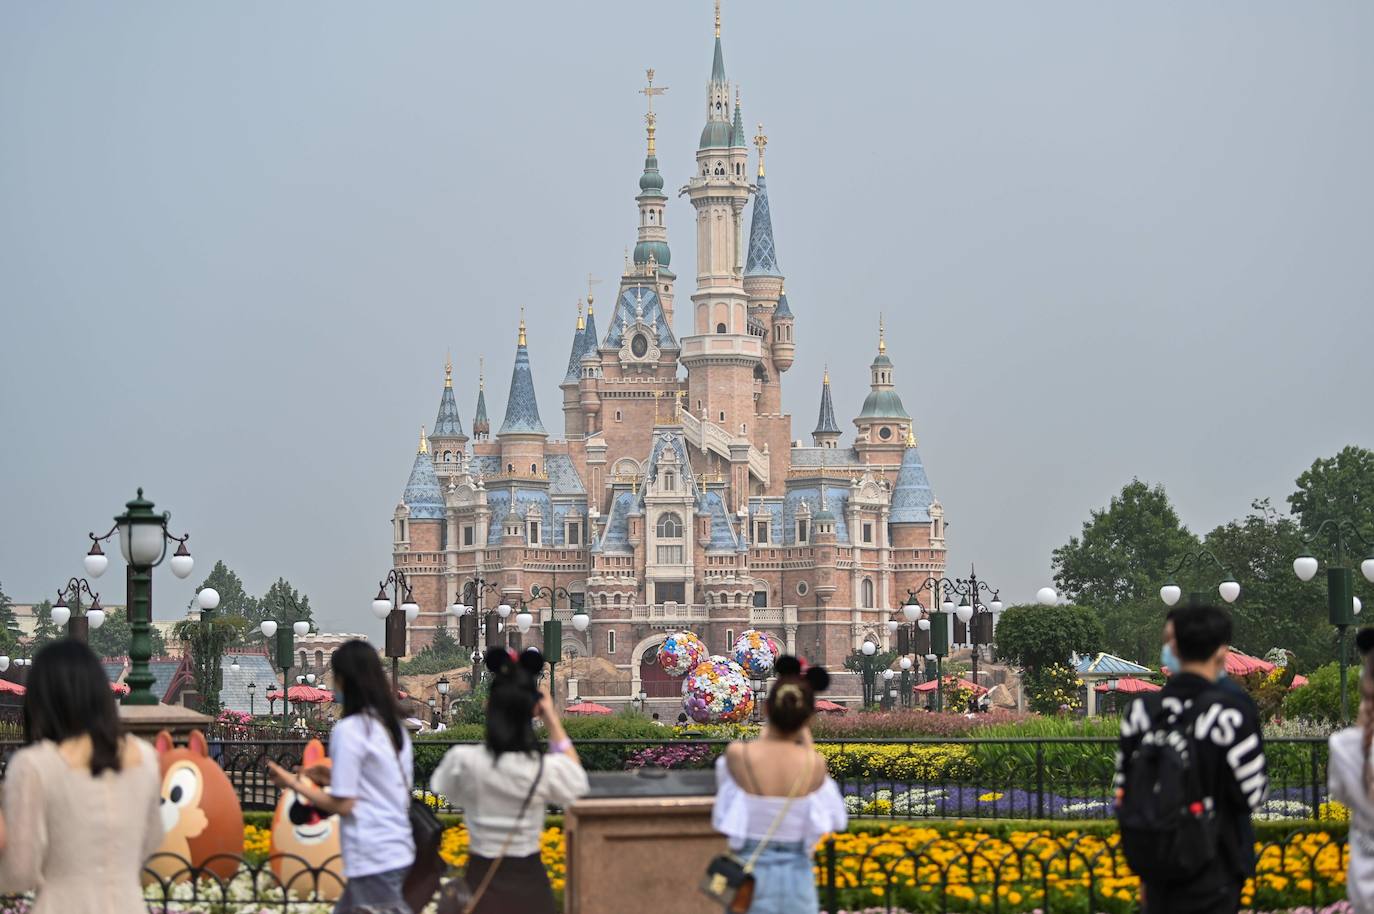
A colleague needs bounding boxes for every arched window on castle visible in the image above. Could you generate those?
[862,578,875,608]
[656,512,683,538]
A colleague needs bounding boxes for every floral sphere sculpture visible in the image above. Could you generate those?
[683,656,755,723]
[657,631,708,678]
[732,629,782,679]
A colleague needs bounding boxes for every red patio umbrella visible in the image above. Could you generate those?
[1094,677,1161,694]
[564,701,613,715]
[286,684,333,703]
[913,677,987,695]
[1225,651,1274,677]
[813,699,848,714]
[1290,674,1309,689]
[110,682,129,695]
[0,679,25,696]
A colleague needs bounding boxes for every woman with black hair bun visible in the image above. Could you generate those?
[711,655,847,913]
[1328,627,1374,914]
[431,647,588,913]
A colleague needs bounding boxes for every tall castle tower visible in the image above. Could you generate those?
[680,3,762,441]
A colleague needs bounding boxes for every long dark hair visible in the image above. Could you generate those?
[331,639,404,751]
[23,639,124,775]
[484,647,543,757]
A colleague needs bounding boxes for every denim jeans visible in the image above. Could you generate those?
[733,840,817,914]
[332,866,412,914]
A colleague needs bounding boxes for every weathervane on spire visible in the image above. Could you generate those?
[518,307,527,347]
[754,122,767,177]
[576,299,585,331]
[878,313,886,354]
[587,273,601,313]
[445,352,453,388]
[640,69,668,156]
[418,425,429,455]
[715,0,721,38]
[479,356,484,389]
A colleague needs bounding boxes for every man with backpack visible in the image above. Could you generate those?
[1115,605,1268,913]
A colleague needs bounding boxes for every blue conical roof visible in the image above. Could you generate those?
[711,36,726,83]
[814,374,839,435]
[433,383,464,438]
[499,329,546,436]
[402,450,445,520]
[774,291,793,318]
[474,387,488,426]
[563,321,585,383]
[745,175,781,276]
[890,444,935,523]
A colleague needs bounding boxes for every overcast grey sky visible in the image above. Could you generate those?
[2,2,1370,637]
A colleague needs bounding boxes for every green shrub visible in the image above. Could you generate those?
[1282,661,1345,724]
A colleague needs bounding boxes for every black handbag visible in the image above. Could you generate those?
[393,744,446,913]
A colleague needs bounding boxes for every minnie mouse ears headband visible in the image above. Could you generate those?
[484,646,544,678]
[1356,628,1374,655]
[773,655,831,692]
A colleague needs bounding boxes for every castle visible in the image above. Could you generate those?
[388,6,950,695]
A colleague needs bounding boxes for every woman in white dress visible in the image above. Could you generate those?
[712,656,847,914]
[1329,627,1374,914]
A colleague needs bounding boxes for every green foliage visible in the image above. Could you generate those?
[1022,663,1084,716]
[843,649,899,674]
[0,582,19,652]
[994,603,1104,676]
[189,561,259,621]
[400,629,469,675]
[1282,661,1346,724]
[174,613,252,716]
[1202,499,1337,671]
[256,577,312,664]
[29,599,60,648]
[1288,445,1374,535]
[89,609,166,659]
[972,716,1121,788]
[1052,479,1200,663]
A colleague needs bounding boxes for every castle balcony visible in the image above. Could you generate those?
[618,603,797,628]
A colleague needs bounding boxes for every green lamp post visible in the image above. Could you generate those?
[529,584,571,705]
[1293,519,1374,724]
[84,489,196,706]
[1158,549,1242,610]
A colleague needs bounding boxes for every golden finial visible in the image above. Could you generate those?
[576,299,585,331]
[479,357,485,390]
[587,273,600,312]
[518,308,527,347]
[754,123,767,177]
[641,69,668,157]
[878,313,886,354]
[444,352,453,388]
[715,0,721,38]
[418,425,429,454]
[823,364,830,385]
[906,427,917,447]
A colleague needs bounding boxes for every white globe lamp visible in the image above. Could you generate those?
[1159,584,1182,607]
[917,618,930,631]
[84,543,108,578]
[260,620,278,639]
[902,601,921,622]
[1218,579,1241,604]
[572,611,590,632]
[1293,555,1319,582]
[293,620,311,638]
[861,641,876,657]
[1036,586,1058,607]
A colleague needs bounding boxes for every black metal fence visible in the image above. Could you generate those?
[0,735,1333,821]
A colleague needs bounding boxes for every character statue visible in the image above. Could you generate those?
[146,730,245,884]
[270,738,344,900]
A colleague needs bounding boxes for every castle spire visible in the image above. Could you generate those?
[432,356,465,440]
[701,0,732,149]
[563,300,587,383]
[499,316,546,436]
[445,353,452,388]
[472,358,490,440]
[812,368,841,447]
[417,425,429,454]
[732,88,746,146]
[745,124,782,277]
[634,69,672,271]
[754,122,767,177]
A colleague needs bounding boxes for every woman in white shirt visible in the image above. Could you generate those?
[1330,627,1374,914]
[432,647,589,914]
[270,640,415,914]
[712,656,847,914]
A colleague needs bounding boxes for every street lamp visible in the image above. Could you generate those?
[860,640,877,707]
[528,584,572,704]
[1158,549,1241,609]
[906,568,1002,711]
[247,681,256,717]
[899,655,913,709]
[451,576,505,691]
[265,683,279,718]
[53,577,108,644]
[1293,518,1374,723]
[83,489,195,705]
[437,674,450,720]
[881,669,895,710]
[373,569,414,693]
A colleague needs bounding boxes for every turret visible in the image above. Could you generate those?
[430,356,467,469]
[854,317,912,462]
[561,301,586,439]
[632,70,676,325]
[472,358,490,441]
[812,367,840,448]
[398,425,444,546]
[497,315,548,476]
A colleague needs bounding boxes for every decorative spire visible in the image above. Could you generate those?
[715,0,721,38]
[823,363,829,384]
[581,295,600,359]
[577,299,585,331]
[479,356,485,390]
[417,425,429,454]
[813,370,840,438]
[587,273,600,314]
[745,130,782,277]
[640,68,668,158]
[732,88,745,146]
[433,356,465,439]
[754,123,767,177]
[564,300,587,383]
[878,313,886,354]
[906,426,917,447]
[499,315,546,436]
[444,353,453,388]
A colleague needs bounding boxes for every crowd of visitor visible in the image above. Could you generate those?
[0,608,1370,913]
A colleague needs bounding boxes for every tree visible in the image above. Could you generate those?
[994,602,1104,677]
[187,561,259,626]
[174,614,251,716]
[1288,446,1374,536]
[1052,479,1200,663]
[0,582,20,652]
[1202,499,1334,670]
[400,629,468,676]
[29,599,60,648]
[1281,661,1342,724]
[257,578,313,665]
[89,610,167,659]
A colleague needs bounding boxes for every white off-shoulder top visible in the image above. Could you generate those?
[711,753,848,851]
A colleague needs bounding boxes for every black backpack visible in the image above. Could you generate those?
[1116,695,1220,882]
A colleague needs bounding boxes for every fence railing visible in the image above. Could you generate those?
[0,736,1328,822]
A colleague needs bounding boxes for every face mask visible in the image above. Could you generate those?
[1160,642,1180,673]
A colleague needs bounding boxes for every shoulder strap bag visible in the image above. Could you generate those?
[389,731,447,914]
[701,747,816,914]
[436,752,546,914]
